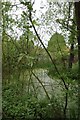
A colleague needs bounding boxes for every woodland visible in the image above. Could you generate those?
[2,0,80,120]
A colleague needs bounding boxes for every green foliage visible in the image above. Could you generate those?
[3,82,63,119]
[2,1,11,12]
[32,20,39,26]
[17,53,35,70]
[47,32,68,59]
[2,1,79,119]
[21,1,33,11]
[48,61,78,81]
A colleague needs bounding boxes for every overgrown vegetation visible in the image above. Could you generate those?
[2,0,80,120]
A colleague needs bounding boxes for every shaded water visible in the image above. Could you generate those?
[19,68,65,101]
[21,69,78,115]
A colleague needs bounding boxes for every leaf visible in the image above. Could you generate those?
[23,25,32,29]
[21,2,25,4]
[21,1,33,11]
[32,20,39,26]
[21,2,30,6]
[18,53,25,63]
[26,55,34,60]
[23,11,27,16]
[27,4,33,11]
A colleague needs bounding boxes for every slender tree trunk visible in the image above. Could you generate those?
[74,2,80,72]
[74,2,80,119]
[68,43,74,69]
[68,16,75,70]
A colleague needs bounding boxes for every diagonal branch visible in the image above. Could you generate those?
[29,12,68,91]
[32,71,50,100]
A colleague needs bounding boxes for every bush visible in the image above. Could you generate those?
[3,83,64,119]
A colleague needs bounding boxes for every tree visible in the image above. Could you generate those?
[55,2,77,70]
[2,1,15,82]
[47,32,68,67]
[68,20,76,69]
[48,33,67,55]
[74,2,80,119]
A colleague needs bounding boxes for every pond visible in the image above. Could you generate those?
[19,68,78,113]
[19,68,65,101]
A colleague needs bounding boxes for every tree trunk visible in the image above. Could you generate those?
[74,2,80,119]
[68,16,75,70]
[68,43,74,69]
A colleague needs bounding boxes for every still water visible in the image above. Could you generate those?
[20,68,64,100]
